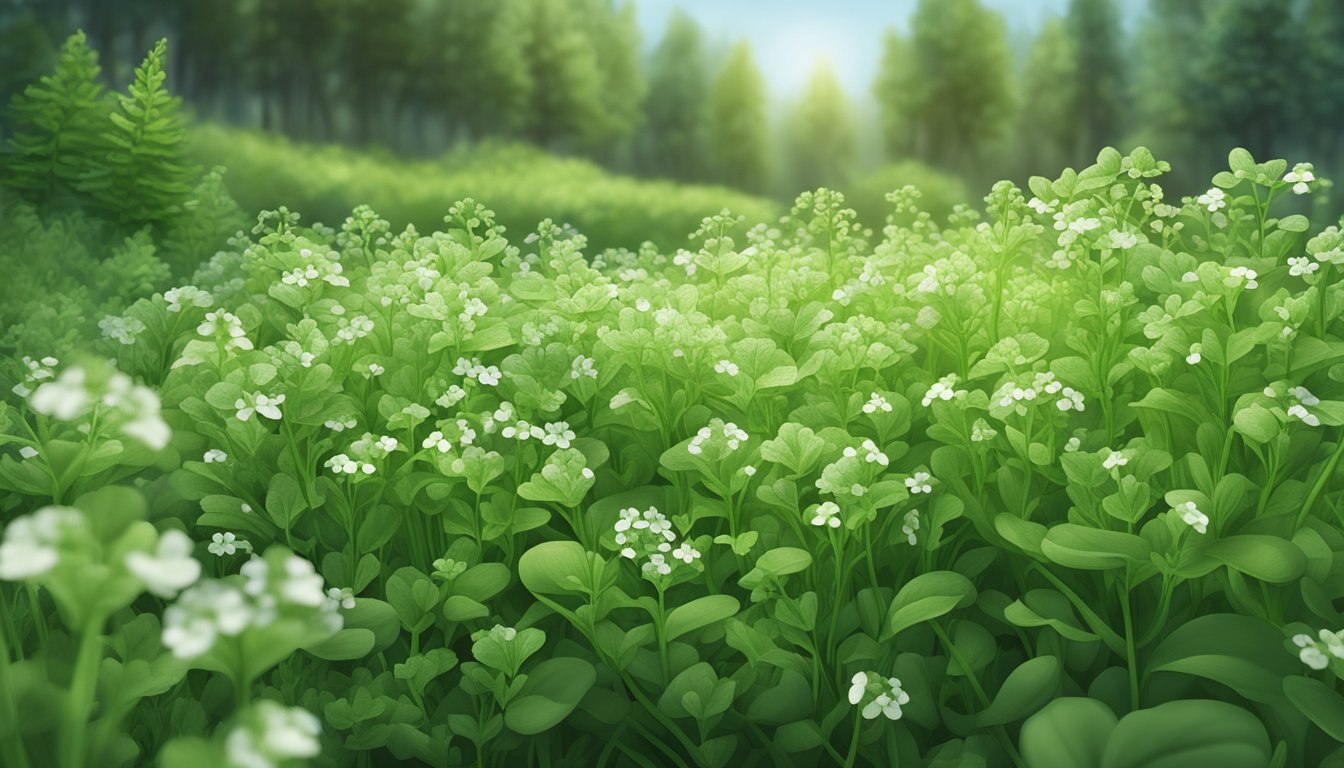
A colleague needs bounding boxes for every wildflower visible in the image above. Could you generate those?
[0,507,85,581]
[971,419,997,443]
[570,356,598,380]
[197,310,253,352]
[324,418,357,432]
[902,510,920,546]
[18,446,38,460]
[671,543,701,564]
[905,472,933,495]
[327,587,357,610]
[742,465,757,477]
[1175,501,1208,535]
[1197,187,1227,212]
[436,385,467,408]
[1102,449,1128,471]
[714,360,740,377]
[540,422,576,449]
[1226,266,1258,290]
[422,431,452,453]
[688,419,748,456]
[1293,629,1344,670]
[224,701,323,768]
[1105,230,1139,250]
[235,392,285,421]
[1056,386,1085,412]
[325,453,374,476]
[209,532,252,557]
[1064,436,1082,453]
[11,355,58,398]
[366,363,385,377]
[811,501,841,528]
[123,529,201,598]
[1186,344,1202,365]
[502,420,536,441]
[162,580,253,658]
[863,392,893,414]
[1285,163,1316,195]
[1289,256,1319,277]
[922,374,962,407]
[204,449,229,464]
[848,672,910,721]
[1027,197,1057,216]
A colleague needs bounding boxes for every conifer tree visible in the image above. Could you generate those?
[586,0,647,166]
[1065,0,1126,158]
[708,41,770,192]
[79,39,196,226]
[640,11,710,181]
[2,30,109,206]
[785,63,856,192]
[519,0,607,150]
[1018,18,1079,172]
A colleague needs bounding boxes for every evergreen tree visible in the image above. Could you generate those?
[707,41,770,192]
[640,10,710,181]
[881,0,1014,169]
[1018,18,1079,173]
[1196,0,1300,158]
[1303,0,1344,164]
[1132,0,1207,152]
[585,0,647,165]
[2,30,109,206]
[784,63,856,192]
[1065,0,1126,159]
[872,30,918,159]
[78,39,197,226]
[518,0,607,150]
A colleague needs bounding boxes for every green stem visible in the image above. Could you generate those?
[1297,431,1344,531]
[1120,580,1140,712]
[0,625,31,768]
[59,617,106,768]
[841,714,863,768]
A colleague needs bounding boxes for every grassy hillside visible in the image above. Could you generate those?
[192,125,781,252]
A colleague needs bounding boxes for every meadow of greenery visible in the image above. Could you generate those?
[5,20,1344,768]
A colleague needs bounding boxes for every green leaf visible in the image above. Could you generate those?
[978,656,1061,726]
[1100,700,1271,768]
[504,657,596,735]
[665,595,740,641]
[1148,614,1297,704]
[1041,524,1151,571]
[1228,148,1256,174]
[1284,675,1344,741]
[753,547,812,577]
[1021,698,1117,768]
[759,423,829,477]
[1200,535,1305,584]
[1232,405,1281,445]
[305,628,376,661]
[1278,214,1309,233]
[882,571,976,640]
[519,541,607,597]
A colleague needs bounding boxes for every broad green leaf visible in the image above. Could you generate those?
[1021,698,1117,768]
[882,571,976,640]
[1284,675,1344,741]
[978,656,1061,726]
[1200,535,1305,584]
[1100,700,1271,768]
[665,595,740,642]
[504,657,596,735]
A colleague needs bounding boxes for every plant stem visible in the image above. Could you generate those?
[59,617,106,768]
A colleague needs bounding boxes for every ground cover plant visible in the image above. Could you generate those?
[6,138,1344,768]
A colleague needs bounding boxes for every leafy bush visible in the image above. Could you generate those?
[844,160,970,231]
[191,124,781,253]
[5,146,1344,767]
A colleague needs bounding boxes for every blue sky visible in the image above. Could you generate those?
[634,0,1144,99]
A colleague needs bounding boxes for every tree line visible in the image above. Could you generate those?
[2,0,1342,200]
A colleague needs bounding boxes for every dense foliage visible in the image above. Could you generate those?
[5,141,1344,768]
[190,124,779,254]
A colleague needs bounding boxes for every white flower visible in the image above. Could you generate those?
[422,431,452,453]
[208,532,251,557]
[324,417,357,432]
[1102,449,1128,471]
[225,701,322,768]
[902,509,920,546]
[1064,436,1081,453]
[162,580,252,658]
[366,363,385,377]
[1293,629,1344,670]
[1285,163,1316,195]
[1175,501,1208,535]
[327,587,357,610]
[235,392,286,422]
[811,501,841,528]
[672,543,700,564]
[197,310,253,352]
[204,449,229,464]
[848,672,869,705]
[742,465,757,477]
[1288,404,1321,427]
[99,314,146,345]
[1056,387,1085,412]
[1226,266,1258,290]
[325,453,374,476]
[163,286,212,312]
[1197,187,1227,212]
[971,419,997,443]
[126,530,201,598]
[28,366,93,420]
[0,507,84,580]
[863,392,893,414]
[1105,230,1139,250]
[922,374,962,407]
[905,472,933,495]
[1186,343,1202,365]
[540,422,575,449]
[570,356,597,380]
[714,360,740,377]
[18,446,38,460]
[1289,256,1319,277]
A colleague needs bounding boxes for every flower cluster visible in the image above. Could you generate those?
[225,700,323,768]
[198,310,254,352]
[848,672,910,720]
[614,506,700,577]
[688,418,749,457]
[27,362,171,450]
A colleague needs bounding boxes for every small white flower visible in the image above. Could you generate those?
[922,374,962,407]
[1175,501,1208,535]
[848,672,869,705]
[714,360,740,377]
[811,501,841,528]
[570,356,598,380]
[742,465,757,477]
[0,507,84,580]
[225,701,323,768]
[902,509,920,546]
[1186,343,1202,365]
[1102,449,1128,471]
[235,392,286,422]
[1056,386,1085,412]
[1197,187,1227,212]
[327,587,357,610]
[18,446,38,460]
[671,543,700,564]
[1227,265,1258,290]
[1289,256,1320,277]
[125,530,201,598]
[204,449,229,464]
[863,392,893,414]
[1064,436,1081,453]
[1285,163,1316,195]
[905,472,933,495]
[208,532,251,557]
